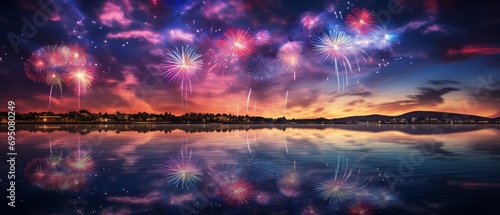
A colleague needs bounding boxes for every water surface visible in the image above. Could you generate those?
[2,124,499,214]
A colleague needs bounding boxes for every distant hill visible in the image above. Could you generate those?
[333,111,491,122]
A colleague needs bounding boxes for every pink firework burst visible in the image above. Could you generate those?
[66,45,89,65]
[255,30,270,46]
[300,12,322,32]
[24,158,51,186]
[346,8,375,35]
[24,51,49,82]
[216,28,254,58]
[65,150,95,174]
[277,42,303,80]
[255,191,271,205]
[278,170,301,197]
[64,64,96,109]
[219,181,254,205]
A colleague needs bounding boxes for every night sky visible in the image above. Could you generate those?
[1,0,499,118]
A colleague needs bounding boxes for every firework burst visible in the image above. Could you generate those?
[65,150,95,174]
[278,42,303,80]
[300,12,324,34]
[255,191,271,205]
[162,147,203,189]
[244,160,278,182]
[346,8,375,35]
[64,65,95,109]
[371,25,400,50]
[278,169,301,197]
[313,30,368,92]
[244,56,276,81]
[161,45,203,106]
[255,30,270,46]
[24,51,49,82]
[315,156,372,204]
[219,180,254,205]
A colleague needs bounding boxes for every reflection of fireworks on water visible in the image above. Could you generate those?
[255,30,270,46]
[370,189,401,208]
[65,150,95,174]
[244,56,276,81]
[302,205,321,215]
[162,147,202,189]
[315,156,371,204]
[277,42,303,80]
[219,181,254,205]
[346,8,375,35]
[348,201,374,215]
[244,160,278,182]
[255,191,271,205]
[278,162,301,197]
[208,163,242,186]
[25,158,50,186]
[313,30,368,93]
[161,46,203,106]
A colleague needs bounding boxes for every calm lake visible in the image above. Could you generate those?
[2,124,500,214]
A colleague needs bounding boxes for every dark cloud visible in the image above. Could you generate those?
[427,80,461,86]
[373,86,460,112]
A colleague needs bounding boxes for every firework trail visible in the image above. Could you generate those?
[313,30,369,93]
[46,72,64,108]
[162,145,202,189]
[246,88,252,114]
[278,42,303,81]
[64,65,95,110]
[246,132,252,154]
[346,8,375,35]
[284,90,289,115]
[161,45,203,107]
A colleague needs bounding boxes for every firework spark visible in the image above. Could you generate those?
[346,8,375,35]
[162,147,202,189]
[300,12,323,34]
[278,42,303,80]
